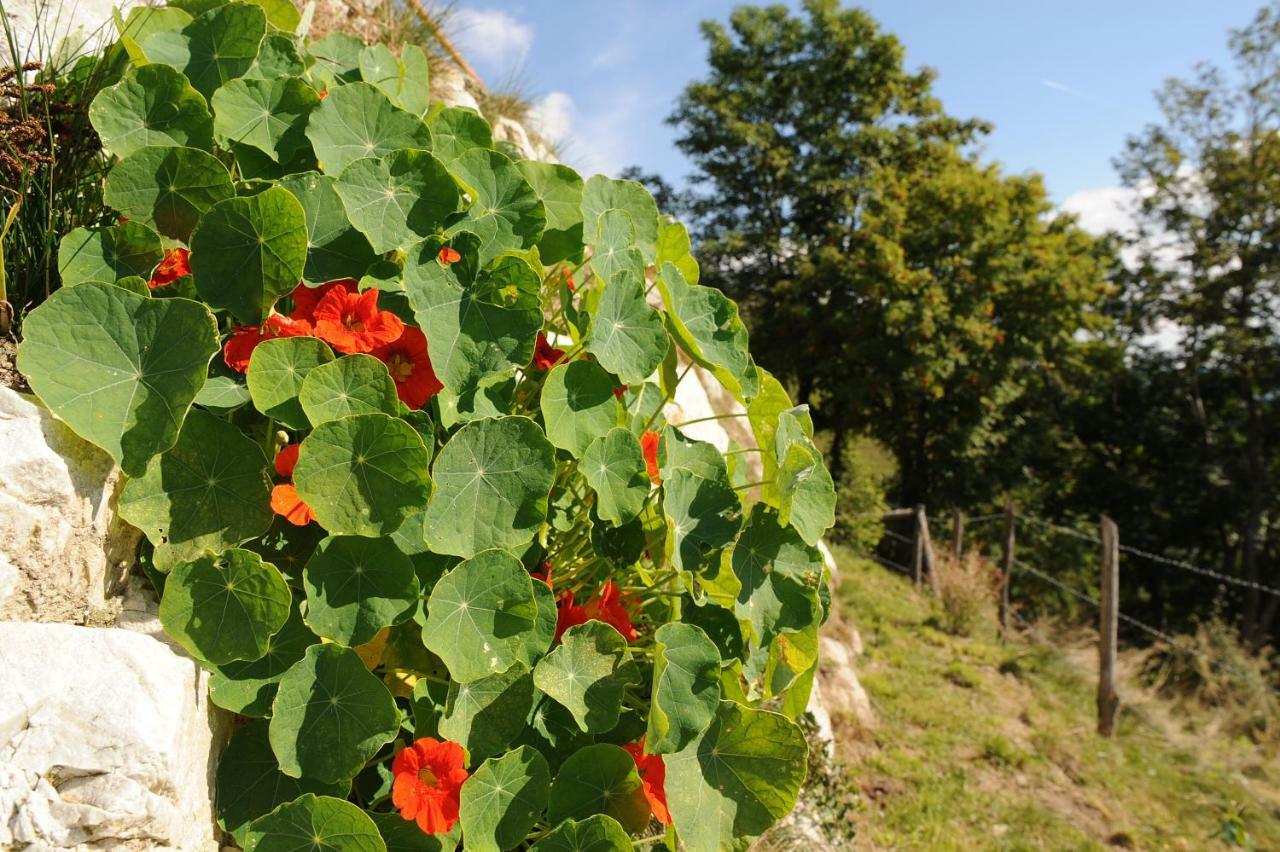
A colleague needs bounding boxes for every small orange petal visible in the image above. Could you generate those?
[270,484,314,526]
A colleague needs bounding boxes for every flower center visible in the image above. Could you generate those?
[344,317,365,332]
[418,765,439,787]
[387,354,414,382]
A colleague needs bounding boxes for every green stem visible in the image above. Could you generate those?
[725,446,764,456]
[675,411,751,428]
[642,361,695,433]
[733,479,773,492]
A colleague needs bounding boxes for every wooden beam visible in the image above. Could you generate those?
[952,508,964,557]
[999,502,1015,639]
[1098,514,1120,736]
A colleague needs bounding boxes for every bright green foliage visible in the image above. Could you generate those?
[16,14,836,849]
[159,548,291,664]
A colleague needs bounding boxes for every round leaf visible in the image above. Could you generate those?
[424,416,555,557]
[270,643,399,783]
[459,746,550,852]
[217,720,348,843]
[581,175,659,264]
[438,663,536,762]
[182,2,266,99]
[299,353,400,424]
[279,171,378,284]
[646,623,721,754]
[517,161,583,265]
[89,63,213,158]
[306,82,430,175]
[533,622,637,734]
[303,535,420,646]
[209,598,319,716]
[423,550,540,683]
[731,503,823,653]
[665,701,807,852]
[335,150,460,254]
[546,744,649,834]
[57,221,164,287]
[212,75,318,163]
[370,812,460,852]
[530,815,632,852]
[539,360,622,458]
[579,428,649,526]
[118,409,273,565]
[246,336,335,429]
[655,261,760,402]
[585,266,667,385]
[16,283,218,476]
[190,186,309,324]
[426,106,492,167]
[660,428,743,576]
[446,148,544,265]
[244,794,385,852]
[159,548,291,664]
[247,31,306,79]
[104,145,235,241]
[771,411,836,546]
[293,412,434,537]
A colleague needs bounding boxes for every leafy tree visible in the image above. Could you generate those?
[669,0,1109,507]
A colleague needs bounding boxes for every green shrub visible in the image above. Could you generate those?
[935,550,998,636]
[832,433,897,550]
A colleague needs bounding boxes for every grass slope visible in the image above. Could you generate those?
[827,550,1280,850]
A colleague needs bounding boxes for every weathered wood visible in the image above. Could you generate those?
[1098,515,1121,736]
[912,505,924,588]
[915,505,941,596]
[999,502,1015,639]
[952,508,965,557]
[882,508,916,520]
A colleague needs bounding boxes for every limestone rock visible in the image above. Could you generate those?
[3,0,141,65]
[431,63,482,113]
[0,621,229,850]
[0,388,141,623]
[816,632,874,727]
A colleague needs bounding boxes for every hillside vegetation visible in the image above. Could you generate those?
[826,551,1280,850]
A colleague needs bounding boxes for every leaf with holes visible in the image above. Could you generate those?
[335,150,459,254]
[302,535,419,646]
[104,145,235,241]
[459,746,550,852]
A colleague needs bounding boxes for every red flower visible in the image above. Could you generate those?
[290,279,358,322]
[613,385,627,400]
[372,326,442,410]
[584,580,637,641]
[270,444,314,526]
[318,89,328,100]
[623,739,671,825]
[148,247,190,289]
[312,287,404,355]
[532,334,565,371]
[222,314,313,372]
[562,268,576,292]
[392,738,469,835]
[438,246,461,265]
[274,443,300,478]
[553,590,590,642]
[640,430,660,484]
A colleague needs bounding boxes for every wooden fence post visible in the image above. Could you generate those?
[952,508,965,557]
[999,502,1015,639]
[914,505,940,596]
[1098,515,1120,736]
[912,505,925,588]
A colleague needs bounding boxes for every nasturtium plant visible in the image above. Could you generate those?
[16,7,837,848]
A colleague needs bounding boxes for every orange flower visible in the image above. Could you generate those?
[584,580,637,641]
[222,314,314,372]
[148,247,190,289]
[562,268,576,292]
[640,430,660,483]
[312,287,404,355]
[532,333,565,371]
[372,326,442,410]
[553,590,590,642]
[318,89,328,100]
[438,246,461,265]
[270,444,314,526]
[274,443,300,478]
[290,279,358,322]
[392,738,469,835]
[623,739,671,825]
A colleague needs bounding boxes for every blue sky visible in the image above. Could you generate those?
[447,1,1261,214]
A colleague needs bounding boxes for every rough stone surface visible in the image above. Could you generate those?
[0,621,230,850]
[664,362,765,483]
[816,631,874,727]
[0,388,140,623]
[3,0,141,65]
[431,63,483,113]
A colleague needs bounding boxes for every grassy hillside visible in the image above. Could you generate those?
[822,550,1280,850]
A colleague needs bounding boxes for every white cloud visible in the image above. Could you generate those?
[527,92,574,147]
[1061,185,1140,238]
[527,90,639,178]
[1041,78,1088,99]
[448,9,533,74]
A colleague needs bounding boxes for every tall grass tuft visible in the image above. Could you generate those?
[934,549,1000,636]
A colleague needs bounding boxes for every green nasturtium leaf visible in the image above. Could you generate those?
[459,746,550,852]
[438,663,536,762]
[181,2,266,99]
[306,82,430,175]
[647,622,721,754]
[585,265,667,385]
[246,0,299,32]
[581,175,659,264]
[657,217,699,285]
[303,534,420,646]
[540,360,623,458]
[310,32,363,86]
[530,815,632,852]
[447,148,545,265]
[89,63,213,158]
[424,417,555,557]
[247,31,305,79]
[246,336,335,429]
[279,171,378,283]
[190,186,308,324]
[294,412,433,537]
[116,5,192,66]
[656,261,760,402]
[104,145,235,241]
[579,428,649,526]
[746,371,793,492]
[244,794,385,852]
[118,409,273,565]
[547,744,649,834]
[404,236,542,394]
[732,503,823,657]
[158,548,290,664]
[335,149,459,254]
[211,75,318,163]
[371,813,460,852]
[16,283,218,476]
[660,427,743,576]
[216,720,348,843]
[426,106,492,166]
[209,597,319,716]
[517,161,583,265]
[424,550,541,683]
[359,43,429,117]
[771,410,836,546]
[57,221,164,287]
[195,374,252,410]
[665,701,808,852]
[587,210,642,288]
[270,644,400,783]
[299,353,400,424]
[533,622,637,734]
